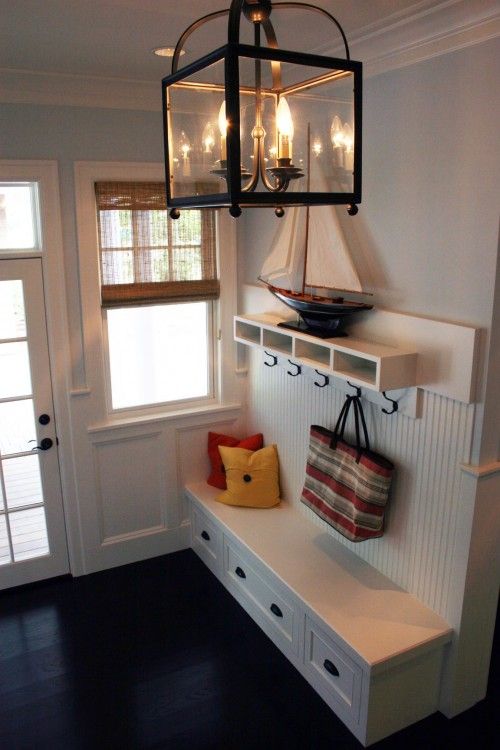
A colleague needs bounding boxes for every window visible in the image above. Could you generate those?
[0,182,40,252]
[94,181,219,411]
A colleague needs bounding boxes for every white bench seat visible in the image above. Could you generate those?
[185,481,453,746]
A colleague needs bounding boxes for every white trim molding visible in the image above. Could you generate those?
[356,0,500,77]
[0,1,498,111]
[0,68,159,111]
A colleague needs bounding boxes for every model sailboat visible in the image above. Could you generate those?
[259,199,373,337]
[259,121,372,338]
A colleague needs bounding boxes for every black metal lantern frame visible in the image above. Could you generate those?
[162,1,362,217]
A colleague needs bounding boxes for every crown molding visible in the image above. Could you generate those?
[350,0,500,77]
[0,68,159,111]
[0,0,498,111]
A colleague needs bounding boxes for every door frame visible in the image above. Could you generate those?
[0,160,83,576]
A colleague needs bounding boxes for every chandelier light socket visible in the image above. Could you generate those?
[242,0,272,23]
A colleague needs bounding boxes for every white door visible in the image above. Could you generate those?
[0,258,70,588]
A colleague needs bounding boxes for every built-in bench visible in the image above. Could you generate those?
[185,481,453,746]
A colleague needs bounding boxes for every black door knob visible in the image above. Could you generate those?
[38,414,51,425]
[30,438,53,451]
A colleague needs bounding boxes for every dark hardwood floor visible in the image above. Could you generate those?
[0,549,497,750]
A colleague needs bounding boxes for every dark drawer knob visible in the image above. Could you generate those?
[201,530,210,541]
[270,603,283,618]
[235,566,246,579]
[323,659,340,677]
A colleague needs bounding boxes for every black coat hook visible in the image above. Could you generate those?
[264,351,278,367]
[287,360,302,377]
[382,391,399,415]
[314,370,329,388]
[347,381,362,397]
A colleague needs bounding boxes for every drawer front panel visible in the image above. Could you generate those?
[192,505,222,574]
[225,541,298,653]
[304,618,363,722]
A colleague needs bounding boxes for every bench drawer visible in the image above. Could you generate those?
[192,504,222,575]
[224,540,299,655]
[304,617,363,722]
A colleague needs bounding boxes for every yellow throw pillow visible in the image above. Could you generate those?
[216,444,280,508]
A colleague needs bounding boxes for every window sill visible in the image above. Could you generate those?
[87,401,243,434]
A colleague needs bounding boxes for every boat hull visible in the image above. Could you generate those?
[268,286,372,337]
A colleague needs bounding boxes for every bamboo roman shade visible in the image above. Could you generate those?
[95,182,219,307]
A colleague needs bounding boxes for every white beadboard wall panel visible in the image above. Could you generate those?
[246,348,475,620]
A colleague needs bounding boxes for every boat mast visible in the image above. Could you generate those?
[301,124,311,296]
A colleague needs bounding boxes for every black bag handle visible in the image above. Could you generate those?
[352,394,361,452]
[352,396,371,454]
[331,395,371,456]
[332,396,354,447]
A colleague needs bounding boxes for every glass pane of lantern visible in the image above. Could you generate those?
[238,54,356,196]
[166,57,228,200]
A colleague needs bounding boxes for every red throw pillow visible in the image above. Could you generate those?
[207,431,264,489]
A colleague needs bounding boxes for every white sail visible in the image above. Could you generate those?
[259,204,306,291]
[259,201,363,294]
[304,204,363,293]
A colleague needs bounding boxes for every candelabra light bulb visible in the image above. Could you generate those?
[312,139,323,157]
[179,130,191,160]
[202,122,215,153]
[276,96,294,160]
[330,115,344,148]
[342,122,354,152]
[218,101,228,137]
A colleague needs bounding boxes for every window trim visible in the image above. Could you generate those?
[74,161,239,422]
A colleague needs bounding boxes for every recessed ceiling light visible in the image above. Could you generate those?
[153,46,185,58]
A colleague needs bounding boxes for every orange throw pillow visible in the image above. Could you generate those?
[207,431,263,489]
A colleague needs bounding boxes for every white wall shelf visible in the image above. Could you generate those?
[235,313,418,393]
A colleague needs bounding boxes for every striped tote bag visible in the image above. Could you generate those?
[301,396,394,542]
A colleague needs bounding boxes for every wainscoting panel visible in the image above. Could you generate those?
[93,430,166,543]
[246,347,475,621]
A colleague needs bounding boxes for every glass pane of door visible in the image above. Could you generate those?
[0,276,50,566]
[0,279,26,336]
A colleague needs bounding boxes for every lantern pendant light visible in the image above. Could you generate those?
[162,0,362,218]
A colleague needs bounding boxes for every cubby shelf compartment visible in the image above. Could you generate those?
[262,328,293,355]
[234,319,262,346]
[234,314,418,393]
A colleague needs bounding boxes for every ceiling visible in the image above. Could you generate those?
[0,1,432,81]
